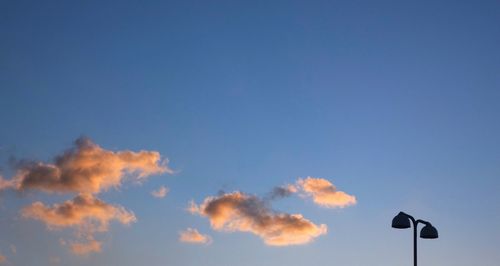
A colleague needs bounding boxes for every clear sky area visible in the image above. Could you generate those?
[0,1,499,266]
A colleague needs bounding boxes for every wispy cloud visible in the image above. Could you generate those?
[0,175,16,191]
[4,137,173,255]
[267,184,297,200]
[179,228,212,244]
[189,191,327,246]
[295,177,356,208]
[69,238,102,255]
[2,137,171,194]
[151,186,169,198]
[21,193,136,255]
[189,177,355,246]
[21,193,136,230]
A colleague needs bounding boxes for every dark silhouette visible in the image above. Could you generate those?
[392,212,439,266]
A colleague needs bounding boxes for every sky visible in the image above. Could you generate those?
[0,0,499,265]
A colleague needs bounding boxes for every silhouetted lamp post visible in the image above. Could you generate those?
[392,212,438,266]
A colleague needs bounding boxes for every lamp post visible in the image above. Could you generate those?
[392,211,438,266]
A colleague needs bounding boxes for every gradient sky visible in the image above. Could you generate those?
[1,1,499,265]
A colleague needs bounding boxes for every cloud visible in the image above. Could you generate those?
[1,137,173,256]
[21,193,136,230]
[295,177,356,208]
[3,137,171,194]
[69,239,102,255]
[179,228,212,244]
[267,184,297,200]
[0,253,5,264]
[189,191,327,246]
[0,175,16,191]
[21,193,136,255]
[151,186,169,198]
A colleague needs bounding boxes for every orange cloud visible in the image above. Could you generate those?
[21,194,136,255]
[21,193,136,230]
[179,228,212,244]
[0,252,5,264]
[296,177,356,208]
[0,175,16,191]
[151,186,169,198]
[190,191,327,246]
[5,137,171,194]
[69,238,102,255]
[2,137,173,256]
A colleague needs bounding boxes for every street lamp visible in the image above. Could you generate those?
[392,212,438,266]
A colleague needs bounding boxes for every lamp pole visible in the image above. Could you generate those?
[392,211,438,266]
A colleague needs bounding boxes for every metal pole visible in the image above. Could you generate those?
[413,219,417,266]
[402,212,418,266]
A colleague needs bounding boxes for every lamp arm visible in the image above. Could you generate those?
[400,212,417,225]
[416,219,430,226]
[400,212,431,227]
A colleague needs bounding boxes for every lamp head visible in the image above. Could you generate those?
[392,212,411,229]
[420,223,439,239]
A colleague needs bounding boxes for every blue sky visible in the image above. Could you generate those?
[0,1,499,265]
